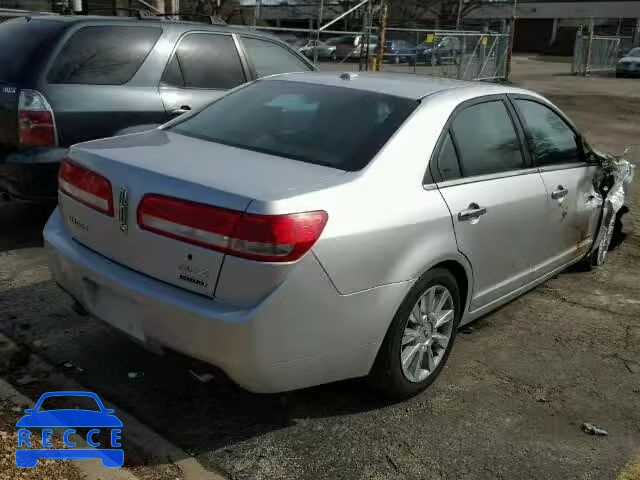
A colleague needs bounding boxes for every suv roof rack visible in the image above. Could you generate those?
[157,12,227,25]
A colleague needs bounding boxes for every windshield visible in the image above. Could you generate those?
[170,80,417,171]
[627,47,640,58]
[0,18,64,83]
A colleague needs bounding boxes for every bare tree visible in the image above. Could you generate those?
[182,0,241,22]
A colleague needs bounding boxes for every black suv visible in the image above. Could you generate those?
[0,15,314,203]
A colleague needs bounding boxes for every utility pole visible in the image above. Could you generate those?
[375,1,388,71]
[505,0,518,81]
[456,0,463,30]
[254,0,262,28]
[359,2,371,71]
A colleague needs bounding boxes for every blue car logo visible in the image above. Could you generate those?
[15,391,124,468]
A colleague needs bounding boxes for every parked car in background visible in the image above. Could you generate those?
[333,34,378,61]
[616,47,640,77]
[298,39,337,61]
[0,15,313,204]
[377,39,415,64]
[412,36,463,65]
[45,72,616,399]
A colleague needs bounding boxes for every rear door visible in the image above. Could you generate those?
[159,32,249,119]
[0,18,66,155]
[44,24,167,145]
[511,96,601,272]
[433,96,549,311]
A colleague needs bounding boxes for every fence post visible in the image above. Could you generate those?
[584,18,594,76]
[313,0,324,66]
[571,25,582,75]
[505,17,515,81]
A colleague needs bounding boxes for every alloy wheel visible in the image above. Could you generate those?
[400,285,455,383]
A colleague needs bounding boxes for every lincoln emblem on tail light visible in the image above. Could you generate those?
[118,187,129,233]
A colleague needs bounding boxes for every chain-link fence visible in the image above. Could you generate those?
[571,28,633,75]
[251,25,511,82]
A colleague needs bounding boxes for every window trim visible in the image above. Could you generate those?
[426,94,533,187]
[45,24,162,86]
[507,94,588,170]
[159,31,249,91]
[237,34,315,80]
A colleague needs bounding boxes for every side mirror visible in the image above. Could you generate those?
[23,409,35,414]
[105,409,115,414]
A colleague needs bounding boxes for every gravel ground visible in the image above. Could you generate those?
[0,400,83,480]
[0,56,638,480]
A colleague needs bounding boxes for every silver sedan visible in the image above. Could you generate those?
[45,72,610,399]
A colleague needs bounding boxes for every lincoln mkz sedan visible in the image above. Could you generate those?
[45,72,613,399]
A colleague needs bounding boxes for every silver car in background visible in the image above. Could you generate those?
[45,72,607,399]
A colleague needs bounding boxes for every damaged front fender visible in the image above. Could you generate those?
[586,149,635,267]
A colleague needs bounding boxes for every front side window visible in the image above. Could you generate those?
[451,100,525,177]
[161,33,246,89]
[515,99,582,166]
[48,26,161,85]
[241,37,312,78]
[169,80,417,171]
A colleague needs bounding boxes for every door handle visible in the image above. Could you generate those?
[171,106,191,116]
[458,203,487,221]
[551,186,569,200]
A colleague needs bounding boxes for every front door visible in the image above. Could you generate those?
[511,97,602,273]
[434,98,549,311]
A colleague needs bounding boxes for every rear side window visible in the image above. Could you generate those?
[0,19,64,83]
[514,99,582,166]
[170,80,417,171]
[161,33,245,89]
[437,132,462,181]
[451,101,524,177]
[241,37,312,78]
[47,26,162,85]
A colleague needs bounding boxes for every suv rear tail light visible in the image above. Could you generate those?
[137,194,328,263]
[18,90,57,147]
[58,158,114,216]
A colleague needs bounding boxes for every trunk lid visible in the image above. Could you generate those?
[60,129,344,296]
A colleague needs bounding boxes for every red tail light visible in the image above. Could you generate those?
[18,90,57,147]
[58,158,114,216]
[137,194,328,262]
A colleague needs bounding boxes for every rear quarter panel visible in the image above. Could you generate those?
[246,94,473,296]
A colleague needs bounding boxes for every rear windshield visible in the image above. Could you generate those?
[0,18,64,83]
[169,80,417,171]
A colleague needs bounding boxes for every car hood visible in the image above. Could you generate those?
[16,410,123,428]
[619,57,640,64]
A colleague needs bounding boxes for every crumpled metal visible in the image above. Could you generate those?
[589,149,636,264]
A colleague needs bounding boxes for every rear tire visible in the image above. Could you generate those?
[370,268,461,400]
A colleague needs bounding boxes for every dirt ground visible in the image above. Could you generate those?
[0,56,638,480]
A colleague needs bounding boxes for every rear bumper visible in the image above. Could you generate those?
[44,208,410,393]
[0,148,66,203]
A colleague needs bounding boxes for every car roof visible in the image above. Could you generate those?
[262,71,531,101]
[18,14,280,37]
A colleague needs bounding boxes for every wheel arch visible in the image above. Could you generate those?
[416,255,474,323]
